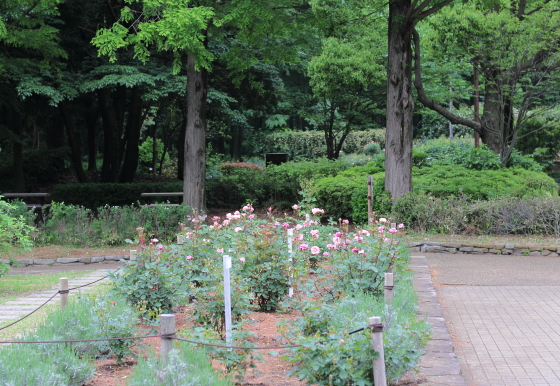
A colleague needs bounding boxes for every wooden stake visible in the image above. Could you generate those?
[59,277,68,310]
[288,228,294,297]
[160,314,176,365]
[384,273,394,305]
[370,316,387,386]
[223,255,232,345]
[368,176,373,226]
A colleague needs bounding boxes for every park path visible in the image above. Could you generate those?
[0,269,117,324]
[423,252,560,386]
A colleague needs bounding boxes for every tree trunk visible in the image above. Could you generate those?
[119,86,143,182]
[98,88,119,182]
[6,107,25,191]
[86,106,98,172]
[385,0,415,200]
[60,102,87,183]
[183,54,208,212]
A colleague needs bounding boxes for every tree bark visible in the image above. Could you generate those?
[60,101,87,183]
[119,86,144,182]
[385,0,415,200]
[183,54,208,212]
[86,106,98,172]
[98,88,119,182]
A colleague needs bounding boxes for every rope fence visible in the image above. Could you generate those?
[0,268,121,332]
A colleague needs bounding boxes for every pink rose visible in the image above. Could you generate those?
[310,246,320,255]
[292,204,299,210]
[186,255,193,260]
[323,252,329,257]
[239,257,246,263]
[389,228,397,234]
[217,248,224,253]
[300,244,309,251]
[379,218,387,223]
[352,247,359,253]
[398,223,405,229]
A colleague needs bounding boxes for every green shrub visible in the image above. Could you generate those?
[127,343,233,386]
[138,137,172,174]
[38,202,191,246]
[266,158,353,204]
[206,163,269,208]
[283,269,430,384]
[247,129,385,160]
[392,193,472,234]
[412,165,557,200]
[0,197,35,276]
[363,141,381,156]
[52,182,184,209]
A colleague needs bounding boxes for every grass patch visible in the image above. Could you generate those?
[0,270,96,303]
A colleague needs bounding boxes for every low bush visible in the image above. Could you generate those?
[413,165,557,200]
[0,293,139,385]
[0,197,34,276]
[36,202,191,246]
[127,343,233,386]
[282,261,430,384]
[393,194,560,236]
[206,163,269,208]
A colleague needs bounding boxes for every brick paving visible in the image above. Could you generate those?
[425,253,560,386]
[440,286,560,386]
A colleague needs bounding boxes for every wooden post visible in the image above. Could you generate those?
[130,250,137,261]
[177,235,184,245]
[223,255,232,345]
[160,314,176,365]
[287,228,294,297]
[384,272,394,305]
[59,277,68,310]
[369,316,387,386]
[368,176,373,226]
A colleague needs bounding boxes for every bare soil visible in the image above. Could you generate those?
[0,246,128,260]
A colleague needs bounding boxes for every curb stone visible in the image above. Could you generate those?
[411,255,467,386]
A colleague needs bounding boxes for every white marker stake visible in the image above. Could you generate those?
[287,229,294,297]
[223,255,232,346]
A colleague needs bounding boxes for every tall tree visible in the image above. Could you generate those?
[384,0,455,199]
[92,0,310,211]
[413,0,560,166]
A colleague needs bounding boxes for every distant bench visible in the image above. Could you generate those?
[1,193,51,209]
[140,192,183,206]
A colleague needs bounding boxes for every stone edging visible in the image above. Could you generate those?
[408,242,560,256]
[2,255,130,267]
[5,240,560,267]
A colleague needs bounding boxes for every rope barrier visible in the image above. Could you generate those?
[0,268,121,332]
[0,322,378,349]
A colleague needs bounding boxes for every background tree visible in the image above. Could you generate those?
[93,0,311,211]
[413,0,560,166]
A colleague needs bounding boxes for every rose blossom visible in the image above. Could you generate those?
[323,252,329,257]
[311,208,324,215]
[239,257,246,263]
[389,228,397,234]
[379,218,387,223]
[310,246,320,255]
[234,227,243,232]
[300,244,309,251]
[398,223,405,229]
[352,247,359,253]
[186,255,193,260]
[292,204,299,210]
[217,248,224,253]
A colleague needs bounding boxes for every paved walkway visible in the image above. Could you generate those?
[0,268,118,324]
[422,253,560,386]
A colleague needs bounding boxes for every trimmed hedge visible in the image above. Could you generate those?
[53,182,183,209]
[412,165,557,199]
[314,165,557,223]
